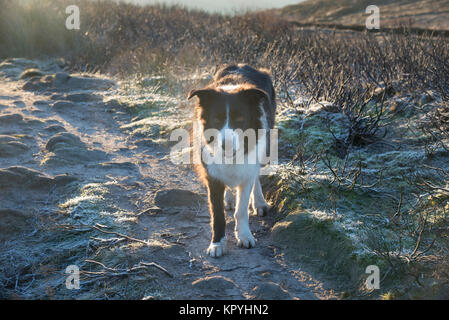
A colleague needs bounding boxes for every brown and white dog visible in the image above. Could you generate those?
[188,64,276,257]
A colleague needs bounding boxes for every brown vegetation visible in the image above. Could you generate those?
[1,0,448,299]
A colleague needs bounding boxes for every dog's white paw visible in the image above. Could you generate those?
[254,205,270,217]
[235,227,256,249]
[207,237,227,258]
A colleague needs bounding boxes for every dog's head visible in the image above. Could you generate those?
[188,86,269,157]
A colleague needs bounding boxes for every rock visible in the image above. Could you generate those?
[48,148,108,165]
[22,79,37,91]
[65,93,102,102]
[154,189,204,207]
[45,132,84,152]
[51,100,75,111]
[19,68,43,80]
[26,119,45,127]
[22,76,52,92]
[53,72,71,86]
[33,100,50,107]
[53,174,77,186]
[44,124,66,133]
[0,135,30,157]
[0,114,23,124]
[0,166,53,189]
[30,109,46,116]
[251,282,291,300]
[1,141,30,156]
[0,166,75,190]
[0,209,32,241]
[13,100,25,107]
[44,132,108,165]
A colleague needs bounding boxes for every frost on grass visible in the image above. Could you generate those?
[114,76,193,144]
[59,182,137,225]
[268,90,449,296]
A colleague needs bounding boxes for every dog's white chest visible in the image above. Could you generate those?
[205,140,264,187]
[206,162,260,187]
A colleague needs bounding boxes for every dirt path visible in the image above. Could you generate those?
[0,59,334,299]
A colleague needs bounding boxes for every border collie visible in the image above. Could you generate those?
[188,64,276,257]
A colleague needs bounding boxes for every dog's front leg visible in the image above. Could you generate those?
[206,177,226,258]
[234,178,256,248]
[251,176,270,216]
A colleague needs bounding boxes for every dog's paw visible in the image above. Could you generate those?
[254,205,270,217]
[224,190,235,211]
[235,227,256,249]
[207,237,227,258]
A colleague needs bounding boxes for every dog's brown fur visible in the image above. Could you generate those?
[187,64,276,256]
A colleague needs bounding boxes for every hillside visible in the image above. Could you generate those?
[0,0,448,300]
[277,0,449,30]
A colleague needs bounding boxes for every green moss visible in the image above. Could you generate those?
[277,111,350,158]
[272,210,360,283]
[277,117,302,145]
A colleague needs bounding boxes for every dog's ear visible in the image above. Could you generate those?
[239,88,269,106]
[187,88,218,102]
